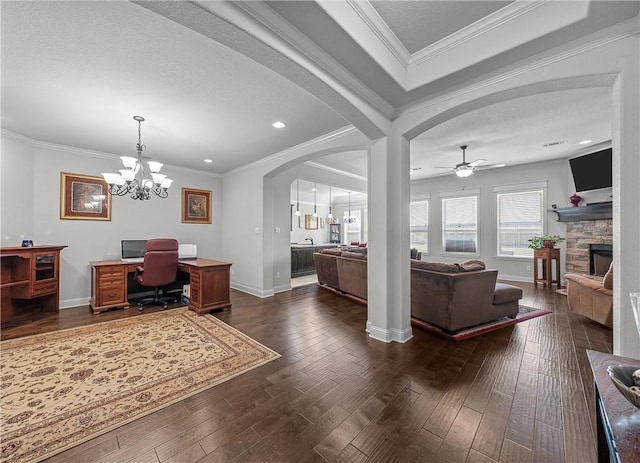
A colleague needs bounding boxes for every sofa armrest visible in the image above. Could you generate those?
[565,273,612,296]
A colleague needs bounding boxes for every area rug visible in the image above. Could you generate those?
[0,309,280,463]
[412,305,551,341]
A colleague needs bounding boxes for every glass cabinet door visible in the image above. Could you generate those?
[34,253,57,282]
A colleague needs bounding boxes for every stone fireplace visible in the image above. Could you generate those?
[565,219,613,275]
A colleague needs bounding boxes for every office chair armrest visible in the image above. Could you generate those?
[134,266,144,278]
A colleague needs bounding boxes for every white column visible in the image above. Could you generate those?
[366,134,412,343]
[612,42,640,358]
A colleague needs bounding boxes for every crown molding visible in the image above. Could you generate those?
[1,128,36,145]
[346,0,410,67]
[304,161,368,182]
[395,16,638,119]
[235,1,394,118]
[408,1,549,69]
[224,125,362,177]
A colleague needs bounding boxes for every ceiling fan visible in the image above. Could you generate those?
[435,145,505,178]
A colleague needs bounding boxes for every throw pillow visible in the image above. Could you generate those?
[602,262,613,289]
[341,251,367,260]
[460,259,486,271]
[320,248,342,256]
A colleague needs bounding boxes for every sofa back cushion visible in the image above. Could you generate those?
[320,248,342,256]
[410,260,459,273]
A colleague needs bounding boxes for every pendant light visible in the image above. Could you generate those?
[295,179,301,216]
[327,186,333,220]
[344,192,356,223]
[312,183,318,217]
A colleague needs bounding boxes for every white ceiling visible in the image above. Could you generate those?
[2,1,636,196]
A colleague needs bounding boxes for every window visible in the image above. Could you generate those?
[497,189,544,257]
[410,200,429,255]
[344,209,362,244]
[442,195,478,254]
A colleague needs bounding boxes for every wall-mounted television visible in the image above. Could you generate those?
[569,148,612,192]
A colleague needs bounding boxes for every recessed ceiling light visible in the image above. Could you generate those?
[578,139,593,145]
[272,121,286,129]
[204,159,213,163]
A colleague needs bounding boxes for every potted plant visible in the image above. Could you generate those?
[528,234,565,249]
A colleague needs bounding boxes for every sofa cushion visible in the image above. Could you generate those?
[410,261,460,273]
[602,262,613,289]
[460,259,486,272]
[341,251,367,260]
[493,283,523,304]
[320,248,342,256]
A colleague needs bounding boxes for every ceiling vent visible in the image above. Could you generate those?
[542,140,568,148]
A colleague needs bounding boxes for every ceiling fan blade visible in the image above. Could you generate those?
[469,159,485,167]
[475,163,506,170]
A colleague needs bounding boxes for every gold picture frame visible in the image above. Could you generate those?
[305,214,318,230]
[182,187,212,224]
[60,172,111,220]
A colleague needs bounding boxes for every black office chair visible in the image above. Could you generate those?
[134,238,179,310]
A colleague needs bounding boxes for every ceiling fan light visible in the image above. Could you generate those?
[455,168,473,178]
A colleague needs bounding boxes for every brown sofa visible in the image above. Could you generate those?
[565,264,613,327]
[410,261,521,332]
[313,250,523,332]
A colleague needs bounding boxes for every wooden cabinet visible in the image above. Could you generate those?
[180,260,231,315]
[90,262,129,314]
[291,245,338,277]
[533,247,561,288]
[1,245,67,323]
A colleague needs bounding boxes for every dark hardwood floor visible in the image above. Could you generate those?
[1,282,613,463]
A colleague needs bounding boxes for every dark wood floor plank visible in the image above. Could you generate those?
[499,438,533,463]
[471,390,514,460]
[435,406,483,462]
[5,283,607,463]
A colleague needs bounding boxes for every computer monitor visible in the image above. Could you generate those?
[121,240,147,259]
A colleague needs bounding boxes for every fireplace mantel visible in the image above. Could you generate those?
[553,202,612,222]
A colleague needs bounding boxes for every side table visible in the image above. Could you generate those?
[587,350,640,463]
[533,247,560,288]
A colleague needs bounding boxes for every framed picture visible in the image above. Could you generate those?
[305,214,318,230]
[60,172,111,220]
[182,188,212,224]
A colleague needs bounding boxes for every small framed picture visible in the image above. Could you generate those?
[182,188,212,224]
[305,214,318,230]
[60,172,111,220]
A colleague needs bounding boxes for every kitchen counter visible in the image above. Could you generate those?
[291,244,338,277]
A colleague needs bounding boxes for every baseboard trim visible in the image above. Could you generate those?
[231,282,274,298]
[60,297,90,309]
[273,283,292,293]
[366,321,413,343]
[498,274,534,283]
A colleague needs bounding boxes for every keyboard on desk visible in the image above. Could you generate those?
[121,257,144,263]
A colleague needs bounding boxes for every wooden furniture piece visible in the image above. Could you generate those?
[90,258,232,315]
[1,245,67,323]
[291,244,338,277]
[329,223,341,244]
[587,350,640,463]
[533,247,561,288]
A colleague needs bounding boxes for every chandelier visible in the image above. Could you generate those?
[344,191,357,223]
[101,116,173,200]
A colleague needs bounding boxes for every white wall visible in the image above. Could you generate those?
[1,132,223,308]
[1,132,36,244]
[410,159,569,282]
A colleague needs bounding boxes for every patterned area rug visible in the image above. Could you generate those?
[412,305,551,341]
[0,309,280,463]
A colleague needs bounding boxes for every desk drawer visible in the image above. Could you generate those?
[99,286,126,305]
[99,276,124,287]
[32,281,57,297]
[97,267,125,279]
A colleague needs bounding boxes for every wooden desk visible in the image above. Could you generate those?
[90,258,232,315]
[587,350,640,463]
[1,245,67,323]
[533,247,561,287]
